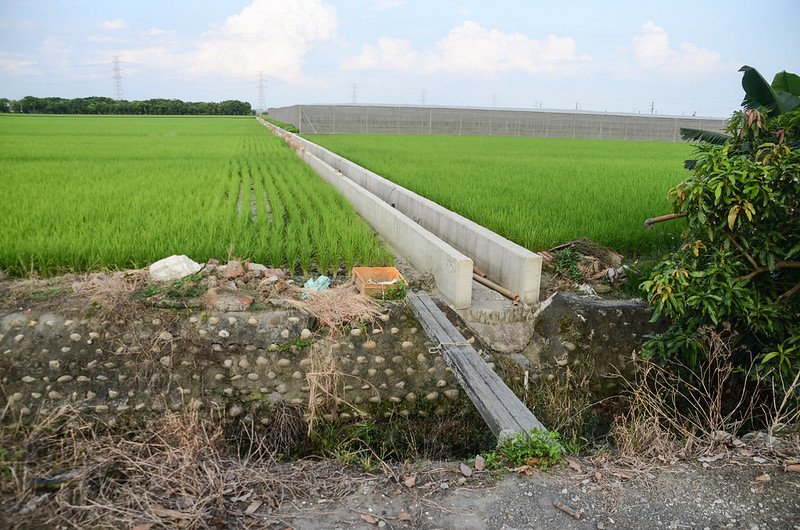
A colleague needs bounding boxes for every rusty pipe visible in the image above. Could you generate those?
[472,273,521,305]
[644,212,687,231]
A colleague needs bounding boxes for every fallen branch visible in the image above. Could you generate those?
[553,500,582,520]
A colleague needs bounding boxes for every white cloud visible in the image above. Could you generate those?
[341,37,417,71]
[101,19,127,30]
[188,0,337,80]
[632,21,735,76]
[0,53,35,73]
[112,0,337,82]
[372,0,406,11]
[342,21,590,76]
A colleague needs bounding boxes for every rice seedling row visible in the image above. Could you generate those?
[0,116,392,277]
[306,134,694,255]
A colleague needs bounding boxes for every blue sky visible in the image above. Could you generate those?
[1,0,798,117]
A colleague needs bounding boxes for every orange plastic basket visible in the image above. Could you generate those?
[352,267,408,298]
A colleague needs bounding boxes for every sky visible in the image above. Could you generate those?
[1,0,798,117]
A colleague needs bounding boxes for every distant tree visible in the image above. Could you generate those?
[0,96,253,115]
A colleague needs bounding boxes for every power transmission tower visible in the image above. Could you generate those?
[258,72,267,113]
[112,56,123,100]
[650,100,655,114]
[421,89,427,105]
[351,84,357,104]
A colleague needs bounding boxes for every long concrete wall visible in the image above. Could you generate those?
[258,120,474,309]
[259,118,542,304]
[268,104,726,142]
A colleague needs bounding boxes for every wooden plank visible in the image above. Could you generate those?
[414,294,545,434]
[415,294,545,431]
[407,291,546,438]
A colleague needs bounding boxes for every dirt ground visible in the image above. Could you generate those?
[259,458,799,530]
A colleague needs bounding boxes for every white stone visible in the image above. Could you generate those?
[21,376,36,383]
[48,360,60,370]
[57,375,73,383]
[218,329,230,338]
[149,255,202,282]
[69,333,81,342]
[402,341,413,349]
[159,356,172,367]
[158,331,173,342]
[108,390,119,398]
[390,327,399,334]
[300,328,312,340]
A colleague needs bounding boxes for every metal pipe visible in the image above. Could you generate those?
[473,273,521,305]
[644,212,687,231]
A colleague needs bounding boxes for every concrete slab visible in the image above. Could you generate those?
[259,118,542,304]
[262,119,474,309]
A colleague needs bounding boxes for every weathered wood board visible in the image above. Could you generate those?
[407,291,546,439]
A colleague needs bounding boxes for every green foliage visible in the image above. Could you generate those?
[0,446,26,480]
[132,283,161,301]
[308,134,692,255]
[554,249,582,282]
[0,116,392,277]
[485,429,564,469]
[276,338,313,352]
[641,67,800,385]
[381,280,407,300]
[164,273,206,299]
[7,95,252,115]
[263,115,300,133]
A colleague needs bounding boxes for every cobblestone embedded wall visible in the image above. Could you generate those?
[0,304,481,424]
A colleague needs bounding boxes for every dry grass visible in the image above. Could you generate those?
[1,405,360,528]
[267,281,384,336]
[611,326,765,460]
[303,341,369,436]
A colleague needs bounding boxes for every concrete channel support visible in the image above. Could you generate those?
[265,122,474,309]
[259,119,542,304]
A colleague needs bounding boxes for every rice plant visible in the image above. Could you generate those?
[307,134,694,256]
[0,116,392,277]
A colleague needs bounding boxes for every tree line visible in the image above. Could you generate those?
[0,96,252,115]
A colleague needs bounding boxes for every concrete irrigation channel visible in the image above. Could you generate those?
[257,117,663,438]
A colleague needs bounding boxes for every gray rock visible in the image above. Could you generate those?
[149,255,202,282]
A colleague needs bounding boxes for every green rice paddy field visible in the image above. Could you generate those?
[0,116,392,277]
[307,134,694,255]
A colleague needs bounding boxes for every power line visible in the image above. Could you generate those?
[257,71,266,112]
[112,56,123,100]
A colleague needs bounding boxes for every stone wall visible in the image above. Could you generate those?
[0,303,478,424]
